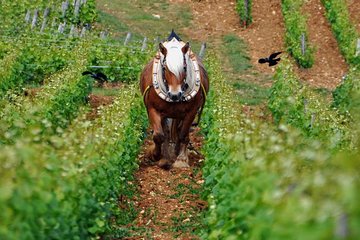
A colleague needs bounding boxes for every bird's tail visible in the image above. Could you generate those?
[82,71,93,76]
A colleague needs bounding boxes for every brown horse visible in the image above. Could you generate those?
[140,31,209,168]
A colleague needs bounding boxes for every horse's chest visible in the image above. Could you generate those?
[156,102,195,119]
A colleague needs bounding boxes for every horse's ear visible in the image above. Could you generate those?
[159,42,167,56]
[182,42,190,54]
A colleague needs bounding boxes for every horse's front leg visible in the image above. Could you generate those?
[148,108,164,161]
[172,112,197,168]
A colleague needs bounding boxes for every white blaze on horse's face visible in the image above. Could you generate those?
[159,38,190,102]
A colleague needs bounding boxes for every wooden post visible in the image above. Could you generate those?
[199,42,207,59]
[310,113,316,128]
[124,32,132,45]
[141,37,148,51]
[335,212,349,239]
[356,38,360,57]
[100,31,107,39]
[80,26,86,37]
[51,19,57,28]
[31,9,39,29]
[74,0,81,18]
[62,1,69,17]
[25,10,31,23]
[301,33,306,55]
[81,0,87,4]
[154,36,160,50]
[69,24,76,37]
[244,0,248,23]
[58,22,66,34]
[40,8,50,33]
[303,98,308,114]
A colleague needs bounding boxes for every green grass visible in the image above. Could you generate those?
[233,81,270,105]
[96,0,193,39]
[219,34,271,106]
[97,11,130,35]
[92,87,121,96]
[222,34,252,72]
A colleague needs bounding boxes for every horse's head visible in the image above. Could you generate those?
[159,40,190,102]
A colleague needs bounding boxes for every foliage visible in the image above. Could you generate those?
[222,34,252,72]
[89,40,153,83]
[0,0,97,35]
[235,0,252,27]
[201,54,360,239]
[0,43,92,145]
[281,0,315,68]
[0,37,76,98]
[332,66,360,114]
[0,84,147,239]
[268,58,352,148]
[321,0,360,65]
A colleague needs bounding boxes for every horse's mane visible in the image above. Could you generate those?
[161,39,189,79]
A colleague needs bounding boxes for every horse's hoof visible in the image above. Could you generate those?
[172,160,190,168]
[146,144,161,161]
[158,159,172,169]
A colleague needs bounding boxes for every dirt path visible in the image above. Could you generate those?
[346,0,360,33]
[125,128,206,239]
[171,0,285,75]
[238,0,286,74]
[299,0,348,89]
[173,0,349,89]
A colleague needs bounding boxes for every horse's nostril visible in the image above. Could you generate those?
[171,94,178,101]
[168,92,183,101]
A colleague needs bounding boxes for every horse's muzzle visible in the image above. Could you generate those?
[167,91,184,102]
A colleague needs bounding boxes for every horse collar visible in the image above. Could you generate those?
[152,50,201,103]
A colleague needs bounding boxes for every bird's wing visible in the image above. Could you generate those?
[96,72,108,81]
[269,52,282,59]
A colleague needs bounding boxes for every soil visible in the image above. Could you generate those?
[87,94,116,120]
[95,0,355,238]
[172,0,348,89]
[346,0,360,33]
[125,127,206,239]
[299,0,348,89]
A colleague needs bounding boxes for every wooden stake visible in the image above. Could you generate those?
[25,10,31,23]
[62,1,69,17]
[31,9,39,30]
[124,32,132,45]
[356,38,360,57]
[74,0,80,18]
[301,33,306,55]
[80,27,86,37]
[40,8,50,33]
[141,37,148,51]
[199,42,207,59]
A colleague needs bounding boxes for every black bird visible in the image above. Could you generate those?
[258,52,282,66]
[82,71,108,86]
